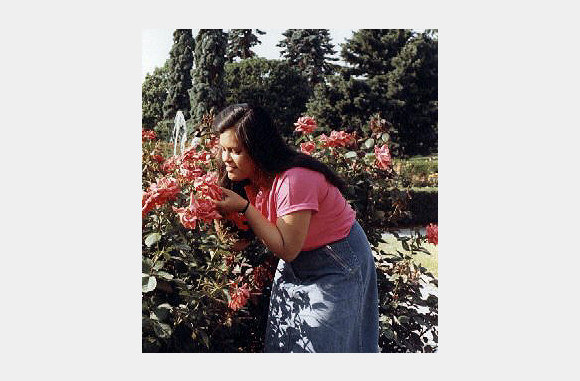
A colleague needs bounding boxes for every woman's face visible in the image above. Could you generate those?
[219,128,257,182]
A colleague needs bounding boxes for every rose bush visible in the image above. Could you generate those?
[142,114,438,352]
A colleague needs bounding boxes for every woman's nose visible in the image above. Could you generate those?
[222,150,231,162]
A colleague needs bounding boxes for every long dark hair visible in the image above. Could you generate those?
[212,103,348,196]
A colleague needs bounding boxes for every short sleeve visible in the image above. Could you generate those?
[275,168,321,217]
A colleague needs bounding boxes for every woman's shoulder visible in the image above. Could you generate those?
[278,166,325,182]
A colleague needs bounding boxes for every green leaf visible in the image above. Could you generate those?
[152,260,165,271]
[199,330,210,348]
[398,315,410,325]
[381,132,390,142]
[145,232,161,247]
[155,271,174,280]
[363,153,376,166]
[153,321,172,339]
[344,151,358,159]
[364,138,375,148]
[154,303,172,321]
[142,275,157,293]
[384,327,395,340]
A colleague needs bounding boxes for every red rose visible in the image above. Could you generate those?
[172,205,197,229]
[426,223,438,245]
[228,283,250,311]
[192,197,222,223]
[300,141,316,155]
[194,172,222,200]
[225,212,250,231]
[142,129,156,141]
[294,116,318,134]
[161,156,179,174]
[142,176,180,217]
[374,144,392,170]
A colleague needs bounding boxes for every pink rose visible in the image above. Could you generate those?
[172,205,197,229]
[374,144,392,170]
[228,283,250,311]
[300,141,316,155]
[427,223,438,245]
[319,130,355,148]
[294,116,318,134]
[192,197,222,223]
[142,176,180,217]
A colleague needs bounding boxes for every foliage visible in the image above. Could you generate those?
[163,29,195,120]
[384,31,438,156]
[394,155,438,188]
[226,29,265,62]
[190,29,228,125]
[224,58,311,136]
[142,114,438,353]
[374,228,438,352]
[307,29,438,157]
[407,188,438,226]
[277,29,338,86]
[341,29,413,78]
[142,62,169,129]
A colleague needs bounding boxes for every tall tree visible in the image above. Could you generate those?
[226,29,265,62]
[142,61,169,129]
[224,58,311,136]
[277,29,338,86]
[163,29,195,120]
[190,29,227,125]
[385,31,438,155]
[340,29,413,78]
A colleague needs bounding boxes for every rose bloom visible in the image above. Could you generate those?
[225,211,250,231]
[319,130,355,148]
[427,223,438,245]
[228,283,250,311]
[374,144,392,170]
[142,129,156,141]
[181,146,212,164]
[161,156,179,174]
[300,141,316,155]
[150,153,164,163]
[194,172,222,200]
[294,116,318,134]
[252,265,273,290]
[142,176,180,217]
[192,197,222,224]
[172,205,197,229]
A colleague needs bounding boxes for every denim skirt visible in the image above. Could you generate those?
[264,221,379,352]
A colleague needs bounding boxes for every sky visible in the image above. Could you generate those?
[142,29,355,80]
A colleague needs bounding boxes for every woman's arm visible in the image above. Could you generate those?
[215,188,311,262]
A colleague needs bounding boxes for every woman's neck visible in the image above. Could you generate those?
[249,172,274,191]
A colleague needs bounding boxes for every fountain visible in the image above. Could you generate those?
[171,111,188,156]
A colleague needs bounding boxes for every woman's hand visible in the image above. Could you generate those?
[214,187,248,215]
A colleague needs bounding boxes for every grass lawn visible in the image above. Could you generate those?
[375,235,438,277]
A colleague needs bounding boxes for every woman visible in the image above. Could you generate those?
[213,103,379,353]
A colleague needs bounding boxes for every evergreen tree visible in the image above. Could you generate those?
[226,29,265,62]
[224,57,311,136]
[277,29,338,86]
[385,31,438,155]
[306,72,376,132]
[142,61,169,129]
[341,29,413,78]
[163,29,195,120]
[190,29,227,125]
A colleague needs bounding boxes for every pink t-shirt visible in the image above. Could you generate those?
[244,167,356,251]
